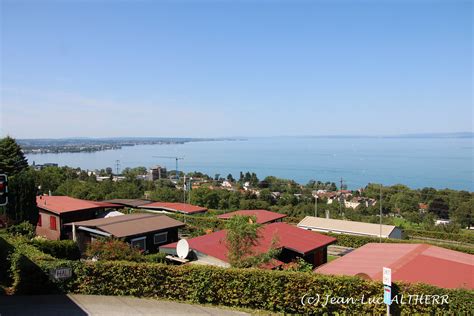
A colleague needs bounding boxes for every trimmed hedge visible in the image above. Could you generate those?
[2,233,473,314]
[0,234,78,294]
[325,233,474,254]
[30,239,81,260]
[72,261,473,314]
[404,229,474,244]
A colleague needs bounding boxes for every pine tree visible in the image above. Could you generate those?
[0,137,37,224]
[0,136,29,175]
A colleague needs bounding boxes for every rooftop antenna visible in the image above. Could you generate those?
[152,156,184,180]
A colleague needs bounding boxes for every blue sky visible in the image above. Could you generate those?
[1,0,472,138]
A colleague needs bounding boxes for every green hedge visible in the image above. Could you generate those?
[0,234,78,294]
[0,234,15,284]
[404,229,474,244]
[2,233,473,314]
[326,233,474,254]
[30,239,81,260]
[72,261,472,314]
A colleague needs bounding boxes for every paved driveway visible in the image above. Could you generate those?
[0,295,250,316]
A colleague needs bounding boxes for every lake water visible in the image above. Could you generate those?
[26,137,474,191]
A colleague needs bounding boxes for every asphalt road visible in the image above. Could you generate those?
[0,295,250,316]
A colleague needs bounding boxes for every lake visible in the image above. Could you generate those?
[26,137,473,191]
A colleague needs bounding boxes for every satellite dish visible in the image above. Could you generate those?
[176,239,190,259]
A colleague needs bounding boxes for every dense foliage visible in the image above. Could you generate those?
[30,237,81,260]
[0,136,29,175]
[85,239,144,261]
[1,233,472,314]
[0,137,38,224]
[6,221,36,239]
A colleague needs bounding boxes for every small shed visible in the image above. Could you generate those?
[67,213,185,253]
[297,216,403,239]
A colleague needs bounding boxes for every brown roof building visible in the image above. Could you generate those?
[67,213,185,253]
[103,199,154,208]
[217,210,287,224]
[36,195,123,240]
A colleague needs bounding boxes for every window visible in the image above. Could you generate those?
[50,216,57,230]
[38,214,42,227]
[130,236,146,251]
[154,232,168,244]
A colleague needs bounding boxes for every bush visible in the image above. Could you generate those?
[0,234,15,284]
[30,237,81,260]
[144,252,167,263]
[2,231,473,314]
[6,221,35,239]
[85,239,144,261]
[404,229,474,244]
[73,261,473,314]
[1,233,79,294]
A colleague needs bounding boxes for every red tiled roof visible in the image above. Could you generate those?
[36,196,122,215]
[315,243,474,289]
[418,203,429,210]
[140,202,207,214]
[217,210,287,224]
[161,222,336,264]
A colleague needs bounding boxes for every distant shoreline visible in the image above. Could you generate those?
[19,137,247,155]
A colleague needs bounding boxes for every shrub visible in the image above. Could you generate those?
[6,221,35,239]
[30,237,81,260]
[404,229,474,244]
[144,252,167,263]
[282,258,314,273]
[73,261,473,314]
[3,230,473,314]
[85,239,144,261]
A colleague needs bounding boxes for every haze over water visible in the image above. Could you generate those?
[26,137,473,191]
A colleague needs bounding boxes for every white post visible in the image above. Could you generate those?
[72,223,77,242]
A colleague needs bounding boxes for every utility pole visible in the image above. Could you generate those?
[188,177,192,204]
[314,195,318,217]
[379,184,383,243]
[183,175,187,203]
[339,177,344,217]
[115,160,120,175]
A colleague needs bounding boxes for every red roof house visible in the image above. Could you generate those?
[36,195,122,240]
[217,210,287,224]
[161,222,336,268]
[139,202,207,215]
[315,243,474,289]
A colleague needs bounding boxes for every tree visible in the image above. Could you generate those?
[6,169,38,224]
[389,192,418,213]
[225,215,260,267]
[0,137,37,224]
[149,187,181,202]
[429,198,450,219]
[0,136,29,175]
[451,199,473,228]
[224,215,278,268]
[226,173,235,182]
